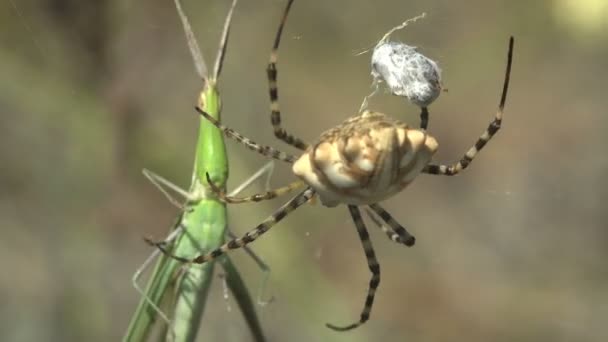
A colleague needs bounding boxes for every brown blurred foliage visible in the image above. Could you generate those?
[1,0,607,341]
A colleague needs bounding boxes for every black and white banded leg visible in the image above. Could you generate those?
[326,205,381,331]
[366,204,416,246]
[267,0,309,151]
[196,106,297,164]
[419,107,429,131]
[149,188,315,264]
[206,172,305,204]
[424,36,513,176]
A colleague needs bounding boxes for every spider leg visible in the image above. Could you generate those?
[196,106,297,164]
[365,204,416,247]
[419,107,429,131]
[267,0,310,151]
[144,222,276,305]
[424,36,514,176]
[326,205,380,332]
[206,172,305,204]
[147,188,315,264]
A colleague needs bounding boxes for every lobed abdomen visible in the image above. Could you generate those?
[293,112,438,207]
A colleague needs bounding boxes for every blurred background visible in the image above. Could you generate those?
[1,0,607,341]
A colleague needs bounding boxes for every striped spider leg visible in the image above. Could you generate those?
[266,0,309,151]
[419,106,429,130]
[149,0,515,332]
[423,36,514,176]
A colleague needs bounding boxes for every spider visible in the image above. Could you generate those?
[151,0,514,331]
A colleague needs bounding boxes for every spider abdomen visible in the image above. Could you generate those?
[293,111,438,207]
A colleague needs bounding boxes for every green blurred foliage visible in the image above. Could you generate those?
[1,0,607,341]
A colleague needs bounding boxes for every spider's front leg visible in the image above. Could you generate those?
[424,36,514,176]
[205,172,305,204]
[147,188,315,264]
[266,0,310,151]
[195,106,297,164]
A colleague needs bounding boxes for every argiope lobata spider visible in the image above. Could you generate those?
[150,0,514,331]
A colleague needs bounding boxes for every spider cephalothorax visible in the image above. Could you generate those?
[293,111,438,207]
[151,0,514,332]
